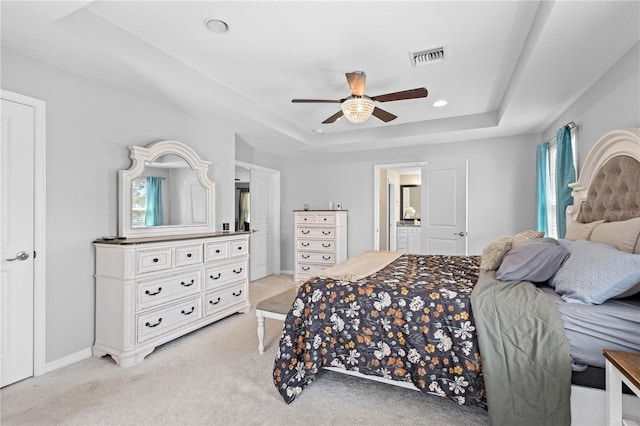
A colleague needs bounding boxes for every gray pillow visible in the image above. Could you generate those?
[550,240,640,305]
[496,238,569,283]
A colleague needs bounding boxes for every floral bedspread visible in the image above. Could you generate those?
[273,254,486,408]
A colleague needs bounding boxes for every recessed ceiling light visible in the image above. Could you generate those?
[312,128,324,135]
[205,19,229,33]
[433,100,448,107]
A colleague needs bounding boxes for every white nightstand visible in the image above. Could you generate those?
[604,349,640,426]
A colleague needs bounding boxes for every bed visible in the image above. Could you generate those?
[273,128,640,425]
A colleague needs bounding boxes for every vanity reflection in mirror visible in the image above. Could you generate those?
[118,140,215,238]
[400,184,421,220]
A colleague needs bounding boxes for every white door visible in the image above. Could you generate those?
[249,168,274,280]
[1,98,35,387]
[420,158,468,255]
[388,182,397,251]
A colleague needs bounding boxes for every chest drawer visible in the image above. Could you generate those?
[296,213,316,224]
[296,263,331,276]
[174,243,203,267]
[205,261,247,290]
[297,239,335,252]
[137,296,202,343]
[297,252,335,264]
[205,241,229,261]
[297,228,335,238]
[137,270,202,310]
[315,214,335,225]
[230,239,249,257]
[205,281,247,316]
[137,248,172,274]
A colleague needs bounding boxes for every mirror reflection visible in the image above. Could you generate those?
[131,154,207,228]
[401,185,421,219]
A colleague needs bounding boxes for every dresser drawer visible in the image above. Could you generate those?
[137,296,202,343]
[297,263,331,276]
[205,261,247,290]
[174,243,203,267]
[296,213,316,224]
[205,281,247,316]
[204,241,229,261]
[297,239,335,252]
[315,214,335,225]
[297,252,335,264]
[137,248,172,274]
[137,270,202,310]
[230,239,248,257]
[297,227,334,238]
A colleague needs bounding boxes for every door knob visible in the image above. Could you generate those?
[251,229,258,233]
[453,232,467,237]
[6,250,30,261]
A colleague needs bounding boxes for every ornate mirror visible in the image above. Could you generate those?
[118,140,215,238]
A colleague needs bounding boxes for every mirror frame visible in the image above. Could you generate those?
[400,184,421,219]
[118,140,216,238]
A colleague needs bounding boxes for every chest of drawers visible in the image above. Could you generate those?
[294,210,348,282]
[93,233,250,367]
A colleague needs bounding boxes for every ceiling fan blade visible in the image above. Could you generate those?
[371,107,397,122]
[292,99,342,103]
[371,87,428,103]
[346,71,366,96]
[322,110,344,124]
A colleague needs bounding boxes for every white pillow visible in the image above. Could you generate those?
[550,240,640,305]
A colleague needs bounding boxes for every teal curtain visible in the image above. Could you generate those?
[555,126,575,238]
[536,142,549,235]
[145,177,164,226]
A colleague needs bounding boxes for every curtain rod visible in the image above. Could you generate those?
[547,121,577,144]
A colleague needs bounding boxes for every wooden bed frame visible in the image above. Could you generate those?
[258,128,640,425]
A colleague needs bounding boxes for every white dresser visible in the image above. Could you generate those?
[294,210,348,282]
[397,225,421,254]
[93,232,250,367]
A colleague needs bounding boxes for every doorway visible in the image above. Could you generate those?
[235,162,281,281]
[373,162,423,252]
[1,90,47,385]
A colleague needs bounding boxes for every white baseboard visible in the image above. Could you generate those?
[43,347,92,374]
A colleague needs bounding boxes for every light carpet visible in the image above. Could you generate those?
[1,274,489,426]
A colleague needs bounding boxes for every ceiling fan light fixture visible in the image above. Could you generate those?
[205,19,229,33]
[341,96,375,123]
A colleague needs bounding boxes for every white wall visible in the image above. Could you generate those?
[1,50,237,363]
[281,133,540,271]
[544,43,640,168]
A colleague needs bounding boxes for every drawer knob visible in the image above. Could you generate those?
[323,218,327,221]
[210,273,222,280]
[237,246,243,250]
[301,242,310,247]
[323,256,331,260]
[322,231,331,235]
[152,258,159,263]
[215,249,221,254]
[322,243,331,248]
[145,287,162,296]
[303,218,308,221]
[181,279,194,287]
[181,306,195,315]
[302,230,310,235]
[210,297,221,305]
[302,254,310,259]
[187,253,192,258]
[302,266,310,271]
[145,318,162,328]
[232,290,242,297]
[233,268,243,274]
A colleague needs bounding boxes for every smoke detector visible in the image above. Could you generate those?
[409,47,446,67]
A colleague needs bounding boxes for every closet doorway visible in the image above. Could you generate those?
[235,162,281,281]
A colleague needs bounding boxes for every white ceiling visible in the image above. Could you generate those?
[2,1,638,157]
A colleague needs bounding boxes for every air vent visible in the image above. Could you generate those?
[409,47,445,67]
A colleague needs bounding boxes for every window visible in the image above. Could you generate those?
[545,130,577,239]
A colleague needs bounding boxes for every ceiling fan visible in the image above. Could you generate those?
[292,71,428,124]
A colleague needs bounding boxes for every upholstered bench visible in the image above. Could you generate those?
[255,288,298,354]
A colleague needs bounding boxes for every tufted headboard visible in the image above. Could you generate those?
[568,128,640,224]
